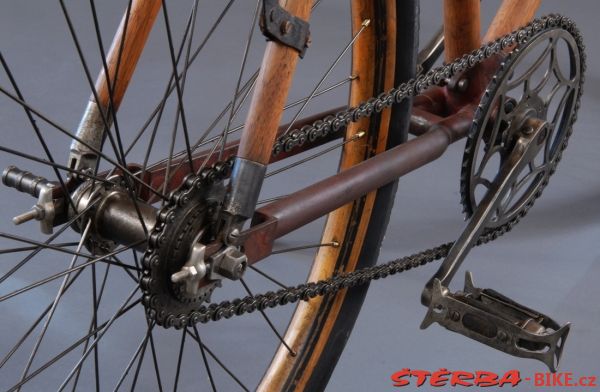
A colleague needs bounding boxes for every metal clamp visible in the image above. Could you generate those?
[223,157,267,220]
[260,0,311,57]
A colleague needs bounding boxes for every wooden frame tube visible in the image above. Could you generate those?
[443,0,481,62]
[236,1,313,164]
[484,0,542,43]
[94,0,162,111]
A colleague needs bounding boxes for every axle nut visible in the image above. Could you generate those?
[216,247,248,280]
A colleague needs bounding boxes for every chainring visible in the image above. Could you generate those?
[460,24,585,229]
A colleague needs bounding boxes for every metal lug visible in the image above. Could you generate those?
[259,0,311,57]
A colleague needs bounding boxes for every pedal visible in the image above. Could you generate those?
[420,271,570,372]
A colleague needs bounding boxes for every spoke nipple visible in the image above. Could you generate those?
[362,19,371,27]
[355,131,366,139]
[349,74,359,81]
[331,241,340,248]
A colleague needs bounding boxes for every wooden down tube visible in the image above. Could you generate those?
[94,0,162,111]
[443,0,542,63]
[484,0,542,42]
[236,1,313,165]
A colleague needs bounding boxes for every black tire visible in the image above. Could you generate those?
[260,1,420,390]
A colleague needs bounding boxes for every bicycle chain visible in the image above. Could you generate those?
[142,15,585,329]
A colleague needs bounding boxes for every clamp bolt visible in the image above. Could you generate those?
[280,20,293,35]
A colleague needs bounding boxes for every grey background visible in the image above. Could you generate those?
[0,1,598,391]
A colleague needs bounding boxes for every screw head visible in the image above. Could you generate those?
[498,330,509,342]
[280,20,292,35]
[450,310,461,322]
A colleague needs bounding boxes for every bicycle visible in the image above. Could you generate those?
[0,0,586,390]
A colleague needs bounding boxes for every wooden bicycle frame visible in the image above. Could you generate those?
[92,0,542,263]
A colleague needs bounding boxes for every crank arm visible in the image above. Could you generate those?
[421,117,550,304]
[419,118,571,371]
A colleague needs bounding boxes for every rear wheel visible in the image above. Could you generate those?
[0,1,417,390]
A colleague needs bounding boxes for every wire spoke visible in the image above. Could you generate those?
[191,325,218,392]
[87,0,151,239]
[7,297,141,392]
[160,0,201,202]
[0,199,99,285]
[58,0,127,169]
[173,329,187,392]
[125,0,237,157]
[248,265,287,289]
[0,86,166,200]
[129,319,154,391]
[0,266,86,369]
[138,2,198,192]
[113,323,154,391]
[147,329,164,392]
[111,254,142,282]
[163,75,354,174]
[0,53,76,211]
[155,69,260,186]
[0,241,142,304]
[281,19,370,137]
[271,241,340,255]
[161,0,196,177]
[16,221,93,390]
[159,73,354,190]
[70,263,111,392]
[0,143,113,186]
[0,242,79,256]
[240,279,296,357]
[265,131,365,178]
[186,330,249,392]
[218,0,262,159]
[56,286,141,392]
[0,233,95,260]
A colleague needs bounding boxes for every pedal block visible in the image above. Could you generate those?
[420,272,570,372]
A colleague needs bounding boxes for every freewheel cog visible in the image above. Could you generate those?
[141,173,227,328]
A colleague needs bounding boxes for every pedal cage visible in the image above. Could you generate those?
[420,272,570,372]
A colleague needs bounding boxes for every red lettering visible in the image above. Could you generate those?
[430,368,450,387]
[475,371,499,387]
[552,373,564,386]
[564,372,574,387]
[498,370,521,387]
[412,370,431,387]
[534,373,545,386]
[391,368,411,387]
[589,376,597,387]
[450,371,474,387]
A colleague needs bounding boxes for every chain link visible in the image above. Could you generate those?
[142,15,585,329]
